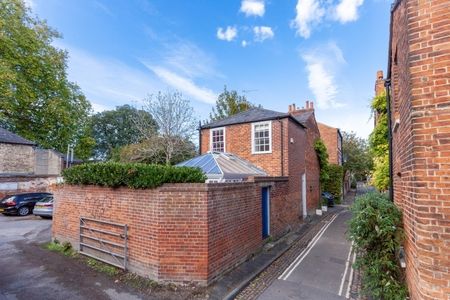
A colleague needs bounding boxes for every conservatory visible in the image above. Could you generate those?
[177,152,267,182]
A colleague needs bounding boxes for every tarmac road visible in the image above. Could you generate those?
[258,210,355,300]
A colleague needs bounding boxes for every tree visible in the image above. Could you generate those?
[90,105,157,159]
[114,136,196,165]
[369,93,389,191]
[342,131,373,181]
[0,0,92,152]
[314,138,330,186]
[209,86,258,121]
[140,91,198,165]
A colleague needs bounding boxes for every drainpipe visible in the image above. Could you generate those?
[385,79,394,202]
[198,121,202,155]
[279,119,284,176]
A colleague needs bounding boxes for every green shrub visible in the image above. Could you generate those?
[349,192,408,299]
[314,138,330,185]
[323,164,344,202]
[62,162,206,189]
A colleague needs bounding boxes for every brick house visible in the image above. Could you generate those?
[385,0,450,298]
[317,122,343,166]
[200,102,321,218]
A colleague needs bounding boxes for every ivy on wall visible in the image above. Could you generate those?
[369,93,389,191]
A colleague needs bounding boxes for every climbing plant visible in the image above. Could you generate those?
[314,138,330,187]
[369,93,389,191]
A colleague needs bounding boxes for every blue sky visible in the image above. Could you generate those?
[28,0,392,138]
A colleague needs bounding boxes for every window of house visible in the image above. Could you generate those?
[211,127,225,152]
[252,121,272,153]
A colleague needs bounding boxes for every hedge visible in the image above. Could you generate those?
[62,162,207,189]
[349,192,408,299]
[323,164,344,202]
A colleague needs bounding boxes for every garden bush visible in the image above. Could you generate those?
[62,162,206,189]
[349,192,408,299]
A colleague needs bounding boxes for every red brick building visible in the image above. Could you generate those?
[317,122,343,166]
[200,102,321,217]
[386,0,450,298]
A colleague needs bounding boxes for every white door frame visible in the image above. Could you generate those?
[302,173,307,219]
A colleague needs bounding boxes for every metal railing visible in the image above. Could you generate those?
[79,217,128,270]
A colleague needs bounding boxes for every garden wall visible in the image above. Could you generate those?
[52,178,295,285]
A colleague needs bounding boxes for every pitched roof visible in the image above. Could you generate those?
[293,110,314,124]
[177,152,267,180]
[202,108,306,129]
[0,128,36,146]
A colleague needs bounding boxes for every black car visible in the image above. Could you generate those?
[0,193,53,216]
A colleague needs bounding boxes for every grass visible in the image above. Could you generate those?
[44,240,76,257]
[85,258,120,276]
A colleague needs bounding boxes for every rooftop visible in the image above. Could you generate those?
[0,128,36,146]
[177,152,267,181]
[201,107,308,129]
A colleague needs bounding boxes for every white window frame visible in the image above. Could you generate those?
[251,121,272,154]
[210,127,226,152]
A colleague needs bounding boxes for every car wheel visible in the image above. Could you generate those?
[18,206,30,216]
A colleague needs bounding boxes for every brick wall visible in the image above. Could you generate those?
[389,0,450,298]
[317,123,341,165]
[0,143,35,174]
[52,179,295,285]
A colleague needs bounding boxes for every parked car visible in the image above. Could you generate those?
[0,193,53,216]
[321,192,335,207]
[33,196,54,219]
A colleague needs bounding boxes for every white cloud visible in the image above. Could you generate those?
[162,41,219,78]
[301,42,346,109]
[253,26,274,42]
[240,0,265,17]
[59,44,161,109]
[217,26,238,42]
[291,0,364,38]
[242,40,249,47]
[144,65,217,104]
[291,0,325,39]
[93,1,114,17]
[334,0,364,23]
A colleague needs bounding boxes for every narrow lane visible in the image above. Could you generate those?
[258,210,354,300]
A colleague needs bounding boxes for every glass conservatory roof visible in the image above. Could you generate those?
[177,152,267,180]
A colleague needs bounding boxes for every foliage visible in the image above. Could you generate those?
[323,164,344,202]
[209,86,258,121]
[116,136,196,165]
[349,192,407,299]
[62,162,206,188]
[140,91,198,165]
[342,131,373,181]
[86,258,120,276]
[90,105,157,160]
[45,240,76,257]
[0,0,92,152]
[314,138,330,185]
[369,93,389,191]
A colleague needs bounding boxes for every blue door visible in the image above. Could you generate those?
[262,187,270,239]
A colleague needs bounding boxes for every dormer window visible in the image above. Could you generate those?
[252,121,272,154]
[211,127,225,152]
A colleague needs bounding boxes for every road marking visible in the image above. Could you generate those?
[345,250,357,299]
[338,241,353,296]
[278,213,340,281]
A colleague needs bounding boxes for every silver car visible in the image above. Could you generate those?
[32,196,53,219]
